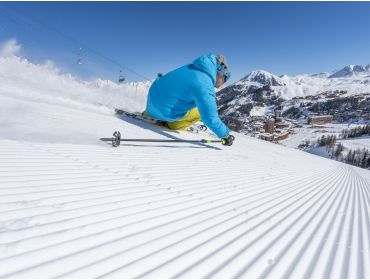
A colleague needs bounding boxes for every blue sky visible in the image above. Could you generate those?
[1,1,370,83]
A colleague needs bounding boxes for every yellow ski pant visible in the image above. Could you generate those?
[144,108,201,131]
[166,108,201,130]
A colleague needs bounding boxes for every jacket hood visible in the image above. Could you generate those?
[192,53,217,86]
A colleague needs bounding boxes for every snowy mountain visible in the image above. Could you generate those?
[221,63,370,99]
[330,64,370,78]
[0,55,369,278]
[217,64,370,120]
[240,70,286,87]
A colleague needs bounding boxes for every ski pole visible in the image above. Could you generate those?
[100,131,222,147]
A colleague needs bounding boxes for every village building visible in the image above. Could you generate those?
[307,115,333,125]
[276,122,291,129]
[274,131,289,141]
[264,118,275,134]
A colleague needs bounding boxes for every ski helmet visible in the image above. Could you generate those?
[216,54,231,82]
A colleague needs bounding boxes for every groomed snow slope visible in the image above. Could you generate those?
[1,98,370,278]
[0,54,370,278]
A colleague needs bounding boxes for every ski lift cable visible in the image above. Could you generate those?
[0,5,151,82]
[0,6,31,31]
[0,5,152,83]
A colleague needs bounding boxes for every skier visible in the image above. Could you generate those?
[145,53,234,146]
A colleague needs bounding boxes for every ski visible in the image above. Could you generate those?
[114,109,208,133]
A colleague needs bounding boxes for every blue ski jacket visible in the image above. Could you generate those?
[145,53,230,138]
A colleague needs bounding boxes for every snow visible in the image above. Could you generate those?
[337,136,370,151]
[0,56,150,115]
[249,105,270,117]
[278,72,370,99]
[232,66,370,100]
[330,64,370,78]
[240,70,285,86]
[306,146,332,159]
[280,123,365,149]
[0,53,369,278]
[0,39,21,57]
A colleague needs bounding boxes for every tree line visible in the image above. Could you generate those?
[317,133,370,169]
[341,124,370,138]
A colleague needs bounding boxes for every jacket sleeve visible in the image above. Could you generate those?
[191,84,230,138]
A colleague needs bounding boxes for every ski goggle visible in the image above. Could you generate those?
[217,63,231,83]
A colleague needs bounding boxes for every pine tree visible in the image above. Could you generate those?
[361,150,369,168]
[346,150,354,164]
[334,143,344,160]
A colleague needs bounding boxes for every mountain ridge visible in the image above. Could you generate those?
[329,64,370,78]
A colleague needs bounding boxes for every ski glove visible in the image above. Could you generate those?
[221,135,235,146]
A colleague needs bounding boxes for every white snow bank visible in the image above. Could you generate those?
[0,55,149,114]
[0,38,21,57]
[0,49,152,144]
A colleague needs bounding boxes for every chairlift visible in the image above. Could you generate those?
[118,70,125,83]
[76,53,83,65]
